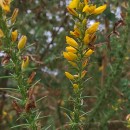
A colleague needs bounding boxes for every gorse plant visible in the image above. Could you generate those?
[63,0,106,129]
[0,0,130,130]
[0,0,42,130]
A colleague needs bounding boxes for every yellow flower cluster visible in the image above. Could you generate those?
[67,0,107,16]
[0,5,29,70]
[64,0,107,90]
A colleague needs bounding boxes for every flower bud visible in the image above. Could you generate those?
[68,52,78,60]
[85,49,94,57]
[66,36,79,48]
[67,7,78,17]
[93,4,107,15]
[65,72,74,80]
[11,8,19,23]
[83,5,96,14]
[11,30,18,42]
[68,0,79,9]
[84,0,89,5]
[86,22,99,34]
[70,27,80,37]
[63,52,72,61]
[18,35,27,50]
[83,34,90,45]
[66,46,77,53]
[63,51,78,61]
[21,56,29,70]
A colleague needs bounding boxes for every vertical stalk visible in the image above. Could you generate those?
[64,1,107,129]
[0,3,40,130]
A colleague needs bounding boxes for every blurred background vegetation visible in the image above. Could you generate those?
[0,0,130,130]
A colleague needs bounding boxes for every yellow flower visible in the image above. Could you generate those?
[86,22,99,34]
[65,72,74,80]
[85,49,94,57]
[83,34,90,45]
[0,0,11,12]
[11,8,19,23]
[68,61,78,68]
[11,30,18,42]
[63,52,72,61]
[68,0,79,9]
[67,7,78,17]
[0,29,4,38]
[73,84,79,89]
[66,36,79,48]
[63,52,77,61]
[21,56,29,70]
[68,52,78,60]
[82,5,96,14]
[18,35,27,50]
[70,27,80,37]
[84,0,89,5]
[66,46,77,53]
[93,4,107,15]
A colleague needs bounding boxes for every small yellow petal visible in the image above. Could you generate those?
[93,4,107,15]
[18,35,27,50]
[3,5,10,12]
[63,52,72,61]
[83,5,96,14]
[66,46,77,53]
[65,72,74,80]
[82,5,89,12]
[63,52,77,61]
[68,52,78,60]
[84,0,89,5]
[83,34,90,45]
[68,0,79,9]
[66,36,79,48]
[70,27,80,37]
[85,49,94,57]
[11,30,18,42]
[21,56,29,70]
[86,22,100,34]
